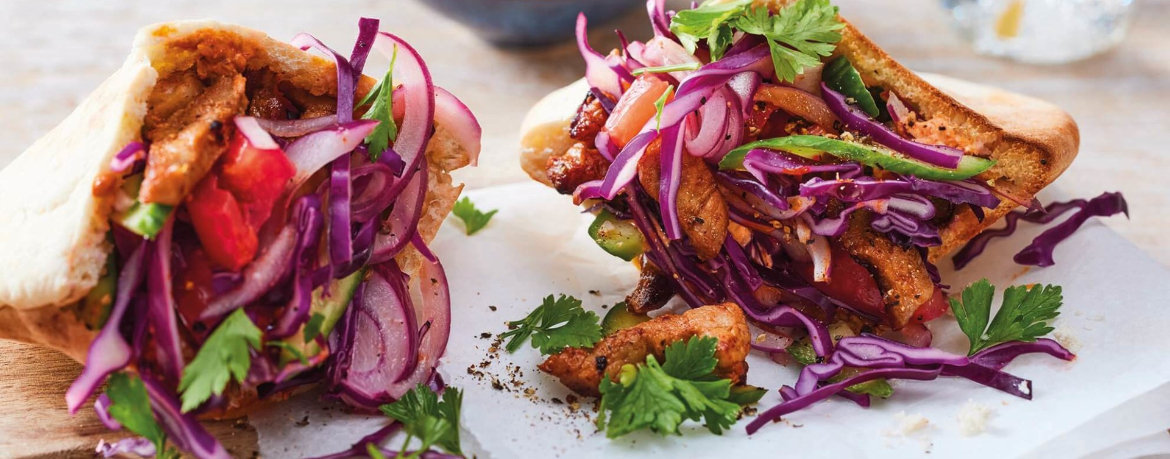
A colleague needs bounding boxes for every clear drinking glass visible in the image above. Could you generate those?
[940,0,1137,64]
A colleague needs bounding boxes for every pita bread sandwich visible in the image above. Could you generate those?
[0,18,479,457]
[517,0,1125,437]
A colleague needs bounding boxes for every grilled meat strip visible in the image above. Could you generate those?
[539,303,750,397]
[626,260,674,314]
[547,142,610,195]
[837,211,936,328]
[141,73,247,205]
[638,141,729,261]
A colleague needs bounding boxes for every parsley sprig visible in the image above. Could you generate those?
[949,279,1064,355]
[359,44,400,160]
[502,294,602,355]
[670,0,844,82]
[380,384,464,458]
[597,336,762,438]
[451,197,498,236]
[105,373,179,459]
[178,308,262,412]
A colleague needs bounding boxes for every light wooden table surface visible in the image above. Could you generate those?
[0,0,1166,456]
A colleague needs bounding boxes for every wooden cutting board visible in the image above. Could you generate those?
[0,341,258,458]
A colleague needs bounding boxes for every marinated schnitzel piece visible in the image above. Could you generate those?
[539,303,750,397]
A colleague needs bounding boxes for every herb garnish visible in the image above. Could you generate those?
[950,279,1063,355]
[501,294,602,355]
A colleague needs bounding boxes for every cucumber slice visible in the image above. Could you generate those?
[823,57,880,118]
[280,268,366,364]
[116,202,173,239]
[721,135,995,181]
[588,209,645,262]
[600,302,650,336]
[79,253,118,330]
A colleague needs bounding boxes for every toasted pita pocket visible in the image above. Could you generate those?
[0,21,471,373]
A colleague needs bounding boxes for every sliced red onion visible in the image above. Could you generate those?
[595,131,619,162]
[376,238,453,399]
[108,141,145,173]
[233,116,280,150]
[370,166,427,264]
[807,232,832,283]
[290,33,356,123]
[373,32,436,186]
[343,264,418,397]
[684,89,731,158]
[140,376,230,459]
[728,72,761,118]
[350,162,398,222]
[199,225,298,322]
[434,87,482,166]
[821,83,965,169]
[286,120,379,185]
[576,14,624,101]
[640,36,699,81]
[789,62,824,95]
[256,116,338,138]
[646,0,673,38]
[66,245,146,413]
[147,219,185,384]
[271,196,325,338]
[887,91,911,125]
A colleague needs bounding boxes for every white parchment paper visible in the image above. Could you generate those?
[253,182,1170,458]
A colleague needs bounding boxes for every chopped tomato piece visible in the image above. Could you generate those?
[218,132,296,229]
[603,75,672,148]
[911,287,949,324]
[173,245,217,338]
[186,174,258,271]
[795,243,888,323]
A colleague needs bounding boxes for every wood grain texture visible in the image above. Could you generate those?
[0,341,258,458]
[0,0,1165,457]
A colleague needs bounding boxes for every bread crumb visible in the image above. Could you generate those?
[1053,325,1083,354]
[885,411,930,436]
[957,400,994,436]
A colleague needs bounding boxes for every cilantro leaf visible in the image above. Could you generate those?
[106,373,178,459]
[735,0,844,83]
[670,0,753,60]
[359,45,399,160]
[451,197,498,236]
[178,308,262,412]
[597,336,753,438]
[380,384,463,456]
[949,279,1064,355]
[303,312,326,344]
[501,294,602,355]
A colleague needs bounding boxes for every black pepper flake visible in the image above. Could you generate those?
[1040,159,1048,165]
[938,126,947,131]
[588,290,601,296]
[594,355,608,372]
[295,416,310,427]
[479,332,492,339]
[488,305,497,312]
[551,397,563,404]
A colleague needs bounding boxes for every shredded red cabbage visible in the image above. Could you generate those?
[953,192,1128,269]
[821,83,965,168]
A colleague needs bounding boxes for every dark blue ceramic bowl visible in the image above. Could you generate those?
[417,0,642,47]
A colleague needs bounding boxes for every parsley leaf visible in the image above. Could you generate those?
[597,336,755,438]
[451,197,498,236]
[178,308,262,412]
[735,0,844,83]
[359,45,399,160]
[380,384,463,456]
[105,373,178,459]
[670,0,753,60]
[501,294,602,355]
[303,312,326,344]
[670,0,843,82]
[949,279,1064,355]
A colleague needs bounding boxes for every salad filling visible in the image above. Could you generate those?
[69,19,479,458]
[540,0,1127,436]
